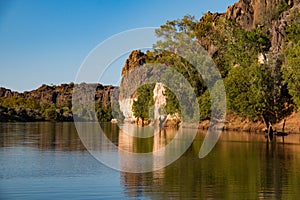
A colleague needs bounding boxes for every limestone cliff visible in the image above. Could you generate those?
[0,87,20,98]
[0,83,115,121]
[121,50,147,76]
[119,51,178,125]
[119,50,147,122]
[119,0,300,126]
[0,83,114,108]
[153,83,166,119]
[3,0,299,124]
[226,0,295,30]
[226,0,300,52]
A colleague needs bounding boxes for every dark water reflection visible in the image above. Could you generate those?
[1,122,300,200]
[0,122,85,151]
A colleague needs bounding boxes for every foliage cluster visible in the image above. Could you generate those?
[283,11,300,107]
[132,84,155,125]
[132,10,299,127]
[0,95,120,122]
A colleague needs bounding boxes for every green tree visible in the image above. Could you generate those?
[226,62,292,127]
[283,11,300,107]
[283,41,300,107]
[198,90,211,121]
[44,108,59,121]
[111,102,125,121]
[153,15,206,95]
[95,102,113,122]
[132,84,155,126]
[164,87,180,115]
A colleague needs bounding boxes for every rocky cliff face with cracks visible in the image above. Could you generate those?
[119,0,300,127]
[0,83,114,108]
[0,83,115,122]
[197,0,299,56]
[226,0,295,30]
[119,50,147,122]
[119,50,171,124]
[226,0,299,52]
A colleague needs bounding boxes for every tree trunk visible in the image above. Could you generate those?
[282,118,286,132]
[141,117,144,127]
[262,114,270,130]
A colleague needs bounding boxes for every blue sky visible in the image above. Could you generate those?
[0,0,237,92]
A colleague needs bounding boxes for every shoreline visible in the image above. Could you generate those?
[196,112,300,134]
[1,111,300,134]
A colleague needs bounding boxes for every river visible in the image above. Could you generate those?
[1,122,300,199]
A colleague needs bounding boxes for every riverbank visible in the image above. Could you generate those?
[198,112,300,134]
[1,109,299,134]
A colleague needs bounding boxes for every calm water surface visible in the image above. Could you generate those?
[1,122,300,199]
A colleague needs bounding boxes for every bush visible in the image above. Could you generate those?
[44,108,59,121]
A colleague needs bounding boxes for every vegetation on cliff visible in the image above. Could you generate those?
[1,0,300,129]
[0,83,119,122]
[132,84,155,125]
[283,11,300,107]
[130,0,300,129]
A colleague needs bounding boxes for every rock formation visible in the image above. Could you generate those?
[121,50,147,75]
[0,83,114,108]
[226,0,295,30]
[119,51,147,122]
[226,0,300,52]
[0,83,115,121]
[3,0,300,123]
[118,0,300,126]
[226,0,255,31]
[0,87,20,98]
[153,83,166,119]
[119,50,169,123]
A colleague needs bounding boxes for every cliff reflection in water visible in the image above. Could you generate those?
[0,122,86,151]
[118,128,300,200]
[1,122,300,199]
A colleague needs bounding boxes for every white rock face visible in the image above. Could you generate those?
[153,83,167,120]
[119,98,136,122]
[119,83,167,122]
[258,52,268,64]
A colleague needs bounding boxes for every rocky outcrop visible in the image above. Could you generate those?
[0,83,114,107]
[23,83,73,106]
[153,83,166,119]
[226,0,255,31]
[0,83,116,122]
[225,0,300,53]
[0,87,21,98]
[195,0,299,59]
[119,50,151,122]
[119,97,136,121]
[120,52,180,125]
[210,0,300,55]
[226,0,295,31]
[270,2,300,52]
[119,80,178,126]
[122,50,147,75]
[119,53,143,122]
[120,50,161,123]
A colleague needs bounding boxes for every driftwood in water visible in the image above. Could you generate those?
[264,122,274,141]
[268,122,274,141]
[275,119,288,136]
[264,119,288,143]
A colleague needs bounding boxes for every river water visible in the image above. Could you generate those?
[1,122,300,199]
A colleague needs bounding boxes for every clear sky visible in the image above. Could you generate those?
[0,0,237,92]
